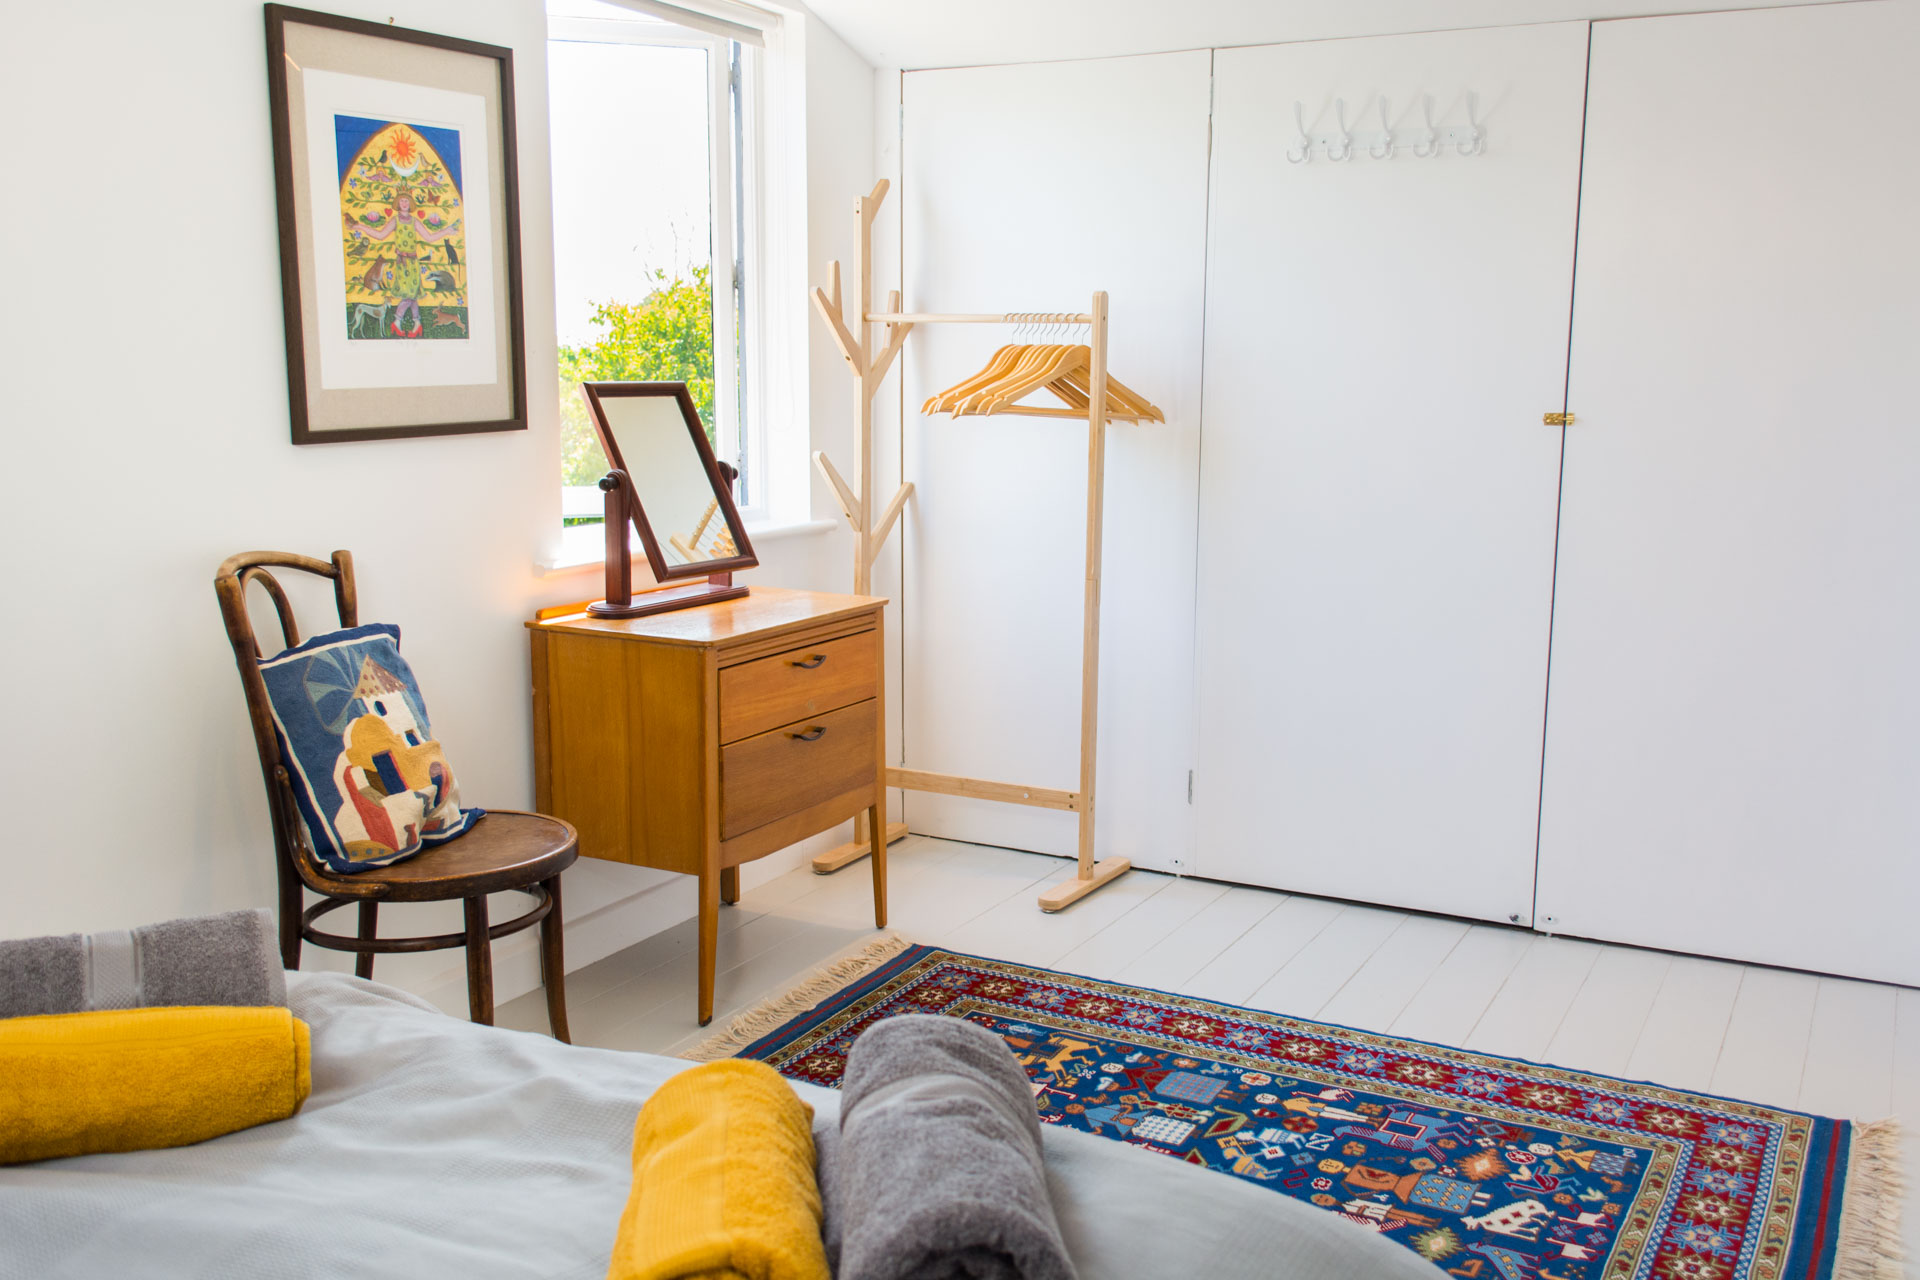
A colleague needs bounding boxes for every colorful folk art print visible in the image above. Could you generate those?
[335,116,468,341]
[740,947,1876,1280]
[257,624,480,873]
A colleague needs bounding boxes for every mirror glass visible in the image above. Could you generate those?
[583,383,754,578]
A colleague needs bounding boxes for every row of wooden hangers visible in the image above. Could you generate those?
[922,344,1166,422]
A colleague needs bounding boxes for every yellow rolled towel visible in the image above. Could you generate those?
[0,1005,311,1165]
[608,1059,830,1280]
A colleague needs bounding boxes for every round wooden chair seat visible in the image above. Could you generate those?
[350,810,578,902]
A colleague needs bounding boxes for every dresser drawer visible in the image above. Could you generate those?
[719,629,877,744]
[720,699,876,839]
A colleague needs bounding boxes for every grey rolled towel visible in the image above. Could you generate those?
[831,1014,1077,1280]
[0,908,285,1018]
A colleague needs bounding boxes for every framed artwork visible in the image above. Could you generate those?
[264,4,526,444]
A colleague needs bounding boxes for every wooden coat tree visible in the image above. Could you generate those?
[808,180,1159,912]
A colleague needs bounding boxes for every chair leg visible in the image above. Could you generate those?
[355,901,378,980]
[539,876,570,1044]
[277,865,303,970]
[464,895,494,1025]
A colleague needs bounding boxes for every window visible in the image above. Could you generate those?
[548,1,760,560]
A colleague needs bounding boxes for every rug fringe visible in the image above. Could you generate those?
[678,932,912,1062]
[1832,1116,1905,1280]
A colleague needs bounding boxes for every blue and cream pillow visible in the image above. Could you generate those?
[256,624,481,873]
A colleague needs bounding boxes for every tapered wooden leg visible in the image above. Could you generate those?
[538,877,570,1044]
[720,866,740,906]
[697,869,719,1026]
[464,895,494,1025]
[868,802,888,928]
[355,901,378,980]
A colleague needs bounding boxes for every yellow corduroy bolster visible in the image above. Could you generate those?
[0,1005,312,1165]
[608,1059,830,1280]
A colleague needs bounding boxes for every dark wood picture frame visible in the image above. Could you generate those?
[580,382,759,584]
[264,4,527,444]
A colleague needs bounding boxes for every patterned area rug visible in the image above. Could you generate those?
[688,938,1902,1280]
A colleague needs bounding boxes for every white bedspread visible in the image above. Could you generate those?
[0,971,1434,1279]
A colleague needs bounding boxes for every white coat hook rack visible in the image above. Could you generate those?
[1284,91,1487,164]
[1287,102,1314,164]
[1328,99,1354,162]
[1458,92,1485,157]
[1369,97,1394,160]
[1415,96,1440,158]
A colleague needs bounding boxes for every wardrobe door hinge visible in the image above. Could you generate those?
[1543,411,1576,427]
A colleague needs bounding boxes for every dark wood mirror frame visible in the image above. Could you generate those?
[581,381,756,619]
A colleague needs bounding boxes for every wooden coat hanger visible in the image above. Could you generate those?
[926,336,1165,423]
[922,344,1022,414]
[972,343,1089,414]
[1051,367,1166,422]
[958,344,1078,414]
[951,344,1053,414]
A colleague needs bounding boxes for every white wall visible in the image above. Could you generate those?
[0,0,871,1013]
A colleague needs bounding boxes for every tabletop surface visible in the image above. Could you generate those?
[527,585,886,648]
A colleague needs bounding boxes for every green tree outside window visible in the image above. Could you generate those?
[559,265,715,492]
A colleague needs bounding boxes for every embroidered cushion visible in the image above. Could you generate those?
[256,624,481,873]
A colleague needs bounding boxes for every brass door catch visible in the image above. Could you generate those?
[1543,412,1575,426]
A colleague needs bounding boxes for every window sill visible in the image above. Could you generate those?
[535,517,839,577]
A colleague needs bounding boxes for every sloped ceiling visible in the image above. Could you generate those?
[803,0,1848,69]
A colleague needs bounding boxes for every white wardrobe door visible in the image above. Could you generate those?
[1194,24,1590,923]
[899,53,1212,868]
[1536,2,1920,985]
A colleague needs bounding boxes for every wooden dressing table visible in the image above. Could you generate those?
[528,587,888,1024]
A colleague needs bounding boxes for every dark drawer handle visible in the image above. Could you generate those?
[789,726,827,742]
[791,654,827,669]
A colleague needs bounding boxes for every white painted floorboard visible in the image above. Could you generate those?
[1622,955,1743,1094]
[1541,945,1671,1079]
[1464,935,1601,1063]
[1182,893,1342,1006]
[496,836,1918,1259]
[1711,966,1821,1112]
[1244,903,1408,1019]
[1316,913,1469,1035]
[1388,925,1533,1048]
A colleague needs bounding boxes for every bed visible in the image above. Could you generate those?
[0,971,1437,1279]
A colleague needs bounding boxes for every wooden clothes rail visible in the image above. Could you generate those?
[805,179,1137,912]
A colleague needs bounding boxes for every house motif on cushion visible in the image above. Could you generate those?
[351,657,422,744]
[327,655,459,860]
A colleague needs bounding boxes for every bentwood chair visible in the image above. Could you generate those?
[215,549,577,1040]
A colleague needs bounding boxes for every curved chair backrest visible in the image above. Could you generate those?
[213,551,360,908]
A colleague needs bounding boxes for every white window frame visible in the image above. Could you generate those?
[547,14,766,526]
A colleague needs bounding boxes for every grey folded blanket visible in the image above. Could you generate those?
[828,1014,1077,1280]
[0,908,285,1018]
